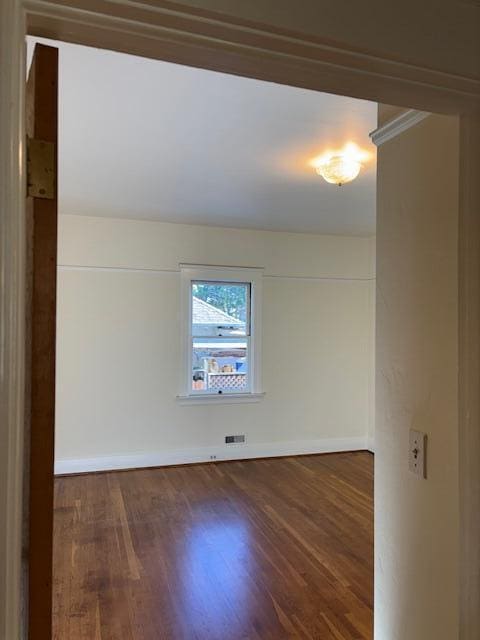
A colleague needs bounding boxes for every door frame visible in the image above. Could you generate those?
[1,1,479,638]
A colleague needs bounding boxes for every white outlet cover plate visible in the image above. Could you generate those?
[409,429,427,478]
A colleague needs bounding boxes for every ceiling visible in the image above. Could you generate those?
[28,38,377,236]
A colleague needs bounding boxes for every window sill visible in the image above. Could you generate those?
[176,392,265,406]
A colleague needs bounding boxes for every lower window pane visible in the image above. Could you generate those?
[192,339,248,393]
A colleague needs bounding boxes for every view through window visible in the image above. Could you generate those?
[191,281,250,393]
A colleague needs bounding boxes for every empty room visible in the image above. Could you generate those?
[2,3,475,640]
[31,36,378,639]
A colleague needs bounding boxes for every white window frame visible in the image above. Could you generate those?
[178,264,264,405]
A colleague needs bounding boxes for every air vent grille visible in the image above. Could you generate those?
[225,435,246,444]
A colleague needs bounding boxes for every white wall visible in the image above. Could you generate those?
[367,236,376,451]
[375,113,459,639]
[55,215,375,472]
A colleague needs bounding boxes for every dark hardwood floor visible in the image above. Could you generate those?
[53,452,373,639]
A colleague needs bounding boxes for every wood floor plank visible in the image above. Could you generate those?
[53,452,373,639]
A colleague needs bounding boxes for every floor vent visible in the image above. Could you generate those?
[225,435,246,444]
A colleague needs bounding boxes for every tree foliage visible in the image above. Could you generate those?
[192,283,247,321]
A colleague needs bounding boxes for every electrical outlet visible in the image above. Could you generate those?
[409,429,427,478]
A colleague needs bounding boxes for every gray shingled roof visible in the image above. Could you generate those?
[192,296,243,325]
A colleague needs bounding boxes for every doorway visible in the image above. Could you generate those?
[34,35,376,638]
[1,4,479,639]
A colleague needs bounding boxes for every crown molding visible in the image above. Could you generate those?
[369,109,431,147]
[24,0,480,114]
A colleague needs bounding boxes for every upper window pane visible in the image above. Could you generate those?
[191,282,249,337]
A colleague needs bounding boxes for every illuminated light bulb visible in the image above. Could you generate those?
[316,155,361,186]
[312,143,368,186]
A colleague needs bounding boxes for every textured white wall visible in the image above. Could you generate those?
[375,114,459,639]
[367,236,376,450]
[55,215,375,468]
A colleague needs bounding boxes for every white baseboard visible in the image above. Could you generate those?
[54,436,368,475]
[366,436,375,453]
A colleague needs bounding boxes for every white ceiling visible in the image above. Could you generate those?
[29,38,377,236]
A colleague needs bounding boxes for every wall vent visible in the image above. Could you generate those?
[225,435,246,444]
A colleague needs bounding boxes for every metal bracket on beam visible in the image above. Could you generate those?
[27,137,55,199]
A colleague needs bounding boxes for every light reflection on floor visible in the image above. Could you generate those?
[178,514,253,637]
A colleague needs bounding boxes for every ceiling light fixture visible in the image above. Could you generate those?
[313,143,368,186]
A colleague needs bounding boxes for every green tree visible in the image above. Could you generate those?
[192,283,247,321]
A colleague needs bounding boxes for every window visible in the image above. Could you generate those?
[178,265,264,404]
